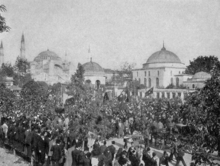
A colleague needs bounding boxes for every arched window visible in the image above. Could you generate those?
[148,78,151,87]
[171,78,173,85]
[176,77,179,87]
[144,78,147,86]
[156,78,159,88]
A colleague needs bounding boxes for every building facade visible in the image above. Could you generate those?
[30,49,75,85]
[82,58,106,88]
[132,45,186,88]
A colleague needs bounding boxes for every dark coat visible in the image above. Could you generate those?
[72,149,85,166]
[51,144,62,162]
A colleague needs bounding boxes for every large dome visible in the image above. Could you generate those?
[83,59,104,75]
[34,49,61,62]
[146,46,182,64]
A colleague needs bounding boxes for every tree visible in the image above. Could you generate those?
[185,56,220,75]
[0,5,10,32]
[183,65,220,165]
[20,80,50,115]
[66,63,92,102]
[13,57,32,87]
[0,83,16,114]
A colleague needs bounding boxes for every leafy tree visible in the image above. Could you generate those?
[13,57,32,87]
[0,5,10,33]
[20,80,50,115]
[14,57,30,76]
[185,55,220,75]
[66,63,93,102]
[0,63,14,77]
[0,83,16,114]
[183,65,220,164]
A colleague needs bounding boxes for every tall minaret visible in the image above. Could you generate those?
[20,33,25,59]
[0,41,4,67]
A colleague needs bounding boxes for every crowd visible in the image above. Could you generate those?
[0,97,219,166]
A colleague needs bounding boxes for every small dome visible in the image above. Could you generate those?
[147,46,182,64]
[34,50,61,63]
[192,72,211,80]
[83,59,104,75]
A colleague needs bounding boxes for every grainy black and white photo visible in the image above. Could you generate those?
[0,0,220,166]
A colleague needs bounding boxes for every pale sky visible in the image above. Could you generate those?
[1,0,220,69]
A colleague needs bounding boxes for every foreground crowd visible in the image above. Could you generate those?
[0,112,189,166]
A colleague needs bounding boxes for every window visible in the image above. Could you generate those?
[171,71,172,76]
[162,92,165,98]
[148,78,151,87]
[148,71,150,76]
[140,92,142,98]
[158,71,159,76]
[192,84,195,89]
[179,71,181,74]
[137,72,138,77]
[171,78,173,85]
[178,92,181,97]
[156,78,159,88]
[157,92,160,98]
[144,78,147,86]
[139,78,141,83]
[176,77,179,87]
[172,92,176,98]
[167,92,170,99]
[145,71,146,76]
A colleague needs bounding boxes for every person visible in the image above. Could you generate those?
[128,147,140,166]
[72,141,84,166]
[118,150,130,166]
[152,152,159,166]
[142,147,154,166]
[159,151,169,166]
[100,140,107,154]
[175,145,186,166]
[1,120,8,145]
[107,141,116,165]
[51,139,63,166]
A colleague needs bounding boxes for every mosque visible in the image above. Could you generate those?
[132,44,189,88]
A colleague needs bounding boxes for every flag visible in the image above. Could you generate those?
[145,87,154,97]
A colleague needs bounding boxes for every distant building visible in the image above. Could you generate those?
[82,58,106,88]
[132,44,186,88]
[30,49,75,85]
[0,76,21,92]
[183,71,211,89]
[20,33,25,59]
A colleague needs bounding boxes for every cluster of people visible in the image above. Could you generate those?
[0,96,218,166]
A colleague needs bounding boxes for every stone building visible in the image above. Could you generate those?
[132,44,186,88]
[30,49,75,85]
[82,58,106,88]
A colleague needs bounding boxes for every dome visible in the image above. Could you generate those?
[34,49,61,62]
[146,46,182,64]
[192,71,211,80]
[83,59,104,75]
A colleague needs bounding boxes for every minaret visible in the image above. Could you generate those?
[20,33,25,59]
[0,41,4,67]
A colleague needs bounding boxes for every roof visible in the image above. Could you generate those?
[34,49,61,63]
[146,46,182,64]
[83,60,104,74]
[192,71,211,80]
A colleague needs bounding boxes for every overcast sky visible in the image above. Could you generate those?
[1,0,220,69]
